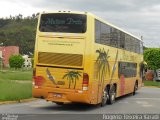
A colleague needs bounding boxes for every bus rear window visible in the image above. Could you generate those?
[39,13,86,33]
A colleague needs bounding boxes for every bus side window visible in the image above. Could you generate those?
[95,20,101,44]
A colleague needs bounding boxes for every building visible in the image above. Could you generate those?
[0,46,19,67]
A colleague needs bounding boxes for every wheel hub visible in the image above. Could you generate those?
[111,93,115,101]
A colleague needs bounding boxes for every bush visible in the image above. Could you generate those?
[144,48,160,70]
[9,55,25,69]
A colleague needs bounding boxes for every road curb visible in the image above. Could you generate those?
[143,86,160,88]
[0,98,37,105]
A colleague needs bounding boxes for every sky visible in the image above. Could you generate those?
[0,0,160,47]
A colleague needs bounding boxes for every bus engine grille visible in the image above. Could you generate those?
[38,52,83,67]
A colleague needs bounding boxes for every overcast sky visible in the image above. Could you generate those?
[1,0,160,47]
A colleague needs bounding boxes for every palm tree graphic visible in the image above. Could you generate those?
[96,48,110,83]
[63,70,81,89]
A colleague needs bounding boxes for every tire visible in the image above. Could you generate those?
[107,85,116,105]
[101,88,109,107]
[133,82,138,95]
[55,102,64,105]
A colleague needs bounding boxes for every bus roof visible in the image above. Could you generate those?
[40,11,142,42]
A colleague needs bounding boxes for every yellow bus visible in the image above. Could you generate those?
[32,11,143,106]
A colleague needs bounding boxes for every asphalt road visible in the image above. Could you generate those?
[0,87,160,120]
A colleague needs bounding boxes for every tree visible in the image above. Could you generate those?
[9,55,24,69]
[0,14,37,54]
[144,48,160,70]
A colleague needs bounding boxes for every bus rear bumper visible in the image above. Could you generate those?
[32,87,90,104]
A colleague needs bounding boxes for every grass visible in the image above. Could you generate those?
[143,81,160,87]
[0,80,32,101]
[0,69,32,81]
[0,69,33,101]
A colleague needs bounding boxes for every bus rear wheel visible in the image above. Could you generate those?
[107,85,116,104]
[101,89,109,107]
[133,82,138,95]
[55,102,64,105]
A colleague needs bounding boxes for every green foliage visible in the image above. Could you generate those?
[0,15,38,54]
[144,48,160,70]
[9,55,25,69]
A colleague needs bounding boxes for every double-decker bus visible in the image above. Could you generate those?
[32,11,143,106]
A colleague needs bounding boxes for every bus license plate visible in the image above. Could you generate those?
[54,93,62,98]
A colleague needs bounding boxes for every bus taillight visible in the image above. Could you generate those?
[82,73,89,90]
[33,76,45,87]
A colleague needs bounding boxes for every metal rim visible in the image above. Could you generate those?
[111,92,116,101]
[101,90,108,106]
[110,86,116,103]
